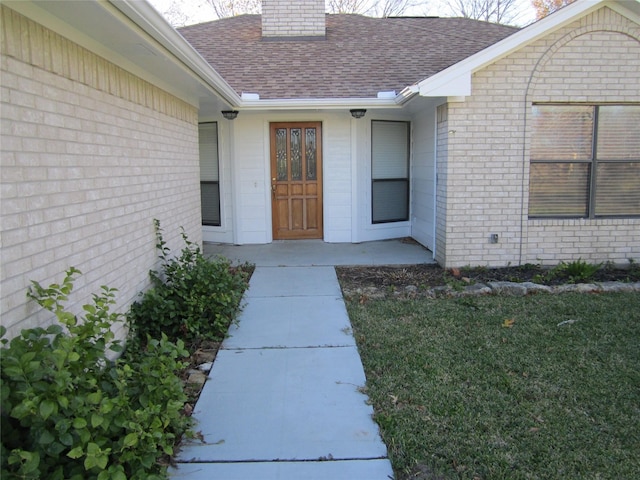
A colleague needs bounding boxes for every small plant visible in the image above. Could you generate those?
[559,258,602,283]
[442,271,467,292]
[1,269,191,479]
[628,258,640,281]
[128,220,250,346]
[532,259,601,285]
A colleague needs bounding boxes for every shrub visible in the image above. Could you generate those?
[128,220,250,346]
[1,269,191,480]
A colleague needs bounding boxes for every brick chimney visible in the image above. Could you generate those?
[262,0,326,38]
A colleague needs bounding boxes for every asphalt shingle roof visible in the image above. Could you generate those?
[178,14,519,100]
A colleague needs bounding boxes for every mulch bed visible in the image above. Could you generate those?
[336,263,639,291]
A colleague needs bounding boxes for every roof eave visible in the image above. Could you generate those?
[110,0,242,107]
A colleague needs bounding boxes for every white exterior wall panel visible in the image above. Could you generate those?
[226,111,358,244]
[410,97,441,255]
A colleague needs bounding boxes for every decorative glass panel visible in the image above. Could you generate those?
[306,128,317,181]
[595,161,640,216]
[531,105,594,161]
[291,129,302,181]
[597,106,640,160]
[529,162,589,217]
[276,128,287,181]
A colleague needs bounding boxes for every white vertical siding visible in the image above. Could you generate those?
[410,97,441,254]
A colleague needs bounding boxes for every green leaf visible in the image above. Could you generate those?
[68,351,80,362]
[72,417,87,429]
[39,399,57,420]
[67,446,84,459]
[20,351,37,363]
[95,454,109,470]
[123,432,139,448]
[39,430,55,444]
[91,413,104,428]
[87,392,102,404]
[112,470,127,480]
[59,432,74,446]
[58,396,70,409]
[46,441,66,456]
[84,455,97,470]
[46,324,64,335]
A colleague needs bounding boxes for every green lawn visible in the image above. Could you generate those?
[345,292,640,480]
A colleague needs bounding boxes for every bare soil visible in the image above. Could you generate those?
[335,262,639,293]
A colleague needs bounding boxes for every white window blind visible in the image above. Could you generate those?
[199,123,219,182]
[529,105,639,218]
[531,105,593,161]
[371,121,410,223]
[597,106,640,160]
[372,121,409,179]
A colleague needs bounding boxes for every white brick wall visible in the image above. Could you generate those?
[437,6,640,268]
[262,0,326,37]
[1,6,202,340]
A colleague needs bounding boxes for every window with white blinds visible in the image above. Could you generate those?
[199,122,221,226]
[371,120,410,223]
[529,105,640,218]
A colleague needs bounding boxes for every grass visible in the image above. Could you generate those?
[345,292,640,480]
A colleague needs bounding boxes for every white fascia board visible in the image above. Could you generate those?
[417,0,619,98]
[419,72,471,97]
[111,0,242,106]
[238,97,401,111]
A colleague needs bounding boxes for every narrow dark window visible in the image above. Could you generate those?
[199,122,221,226]
[371,120,410,223]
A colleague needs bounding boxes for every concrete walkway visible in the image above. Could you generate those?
[171,240,433,479]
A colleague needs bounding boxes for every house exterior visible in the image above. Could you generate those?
[1,0,639,338]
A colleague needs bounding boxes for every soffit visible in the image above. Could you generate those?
[5,0,235,116]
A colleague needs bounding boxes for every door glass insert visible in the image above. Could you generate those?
[306,128,317,180]
[291,128,302,181]
[276,128,287,180]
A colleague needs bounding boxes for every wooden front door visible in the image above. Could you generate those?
[270,122,323,240]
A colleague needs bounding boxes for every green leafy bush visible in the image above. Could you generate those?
[128,220,250,345]
[1,269,191,480]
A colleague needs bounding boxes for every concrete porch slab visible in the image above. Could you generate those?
[205,238,434,267]
[176,346,386,463]
[170,459,394,479]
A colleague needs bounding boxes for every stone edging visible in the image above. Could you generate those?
[343,281,640,300]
